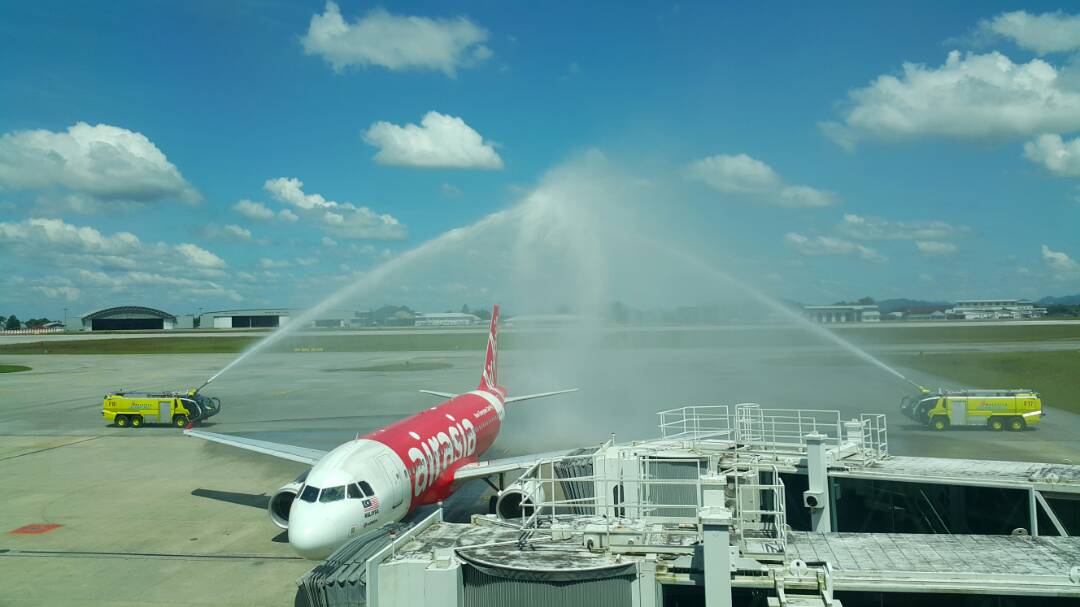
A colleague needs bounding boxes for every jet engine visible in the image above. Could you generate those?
[268,471,309,529]
[494,478,546,521]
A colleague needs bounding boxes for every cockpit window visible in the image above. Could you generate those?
[348,483,362,499]
[359,481,374,496]
[299,485,320,503]
[319,485,345,503]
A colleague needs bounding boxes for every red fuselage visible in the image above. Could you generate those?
[363,388,505,509]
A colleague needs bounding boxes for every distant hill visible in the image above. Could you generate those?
[1039,294,1080,306]
[876,298,951,314]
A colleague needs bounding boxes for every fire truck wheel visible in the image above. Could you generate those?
[173,415,188,428]
[931,416,949,431]
[130,415,143,428]
[1008,417,1026,432]
[115,415,129,427]
[988,417,1005,432]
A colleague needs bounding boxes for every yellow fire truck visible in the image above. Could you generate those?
[103,389,221,428]
[900,388,1042,431]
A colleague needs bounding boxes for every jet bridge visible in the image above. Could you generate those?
[298,404,1080,607]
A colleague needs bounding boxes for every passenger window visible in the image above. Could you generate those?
[300,485,320,503]
[348,484,362,499]
[320,485,345,502]
[359,481,374,496]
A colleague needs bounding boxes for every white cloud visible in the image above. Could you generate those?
[0,122,199,203]
[822,51,1080,148]
[684,154,838,207]
[440,182,462,198]
[302,3,491,76]
[915,241,958,256]
[838,214,966,240]
[1023,134,1080,176]
[0,217,140,254]
[295,256,319,267]
[263,177,406,239]
[321,236,338,247]
[232,199,297,223]
[32,285,81,302]
[31,193,145,215]
[175,243,226,269]
[980,11,1080,55]
[784,233,886,262]
[1042,244,1079,277]
[222,224,252,241]
[233,199,275,220]
[0,217,240,304]
[259,257,292,269]
[202,223,253,243]
[364,112,503,169]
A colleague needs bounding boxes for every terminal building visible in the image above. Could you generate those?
[803,304,880,323]
[414,312,482,327]
[946,299,1047,320]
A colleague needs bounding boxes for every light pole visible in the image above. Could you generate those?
[63,307,68,331]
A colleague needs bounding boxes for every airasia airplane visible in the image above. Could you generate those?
[184,305,575,559]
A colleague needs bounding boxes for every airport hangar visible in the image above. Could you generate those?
[199,308,295,329]
[70,307,301,331]
[72,306,184,331]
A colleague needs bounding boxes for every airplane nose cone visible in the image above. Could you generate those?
[288,505,344,560]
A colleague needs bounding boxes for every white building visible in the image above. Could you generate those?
[946,300,1046,320]
[414,312,481,327]
[803,304,880,323]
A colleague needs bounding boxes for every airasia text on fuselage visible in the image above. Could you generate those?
[408,416,478,496]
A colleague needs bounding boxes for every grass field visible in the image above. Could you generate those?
[886,350,1080,415]
[0,364,31,373]
[3,323,1080,355]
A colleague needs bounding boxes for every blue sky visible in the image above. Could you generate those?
[1,1,1079,319]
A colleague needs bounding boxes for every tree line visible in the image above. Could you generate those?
[2,315,57,330]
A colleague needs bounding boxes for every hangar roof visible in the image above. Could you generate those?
[83,306,176,321]
[200,308,295,317]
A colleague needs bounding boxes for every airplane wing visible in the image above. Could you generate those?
[504,388,578,404]
[421,388,578,404]
[453,447,595,482]
[183,429,327,465]
[419,389,458,399]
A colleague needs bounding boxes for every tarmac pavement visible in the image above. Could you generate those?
[2,337,1078,605]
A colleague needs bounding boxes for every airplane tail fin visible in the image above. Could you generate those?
[478,305,499,393]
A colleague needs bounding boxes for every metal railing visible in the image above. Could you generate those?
[859,413,889,459]
[509,448,791,555]
[659,404,862,455]
[515,454,714,524]
[657,405,731,441]
[735,405,843,450]
[732,461,787,555]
